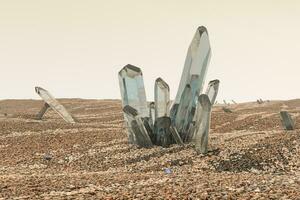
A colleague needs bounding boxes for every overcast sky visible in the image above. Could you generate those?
[0,0,299,102]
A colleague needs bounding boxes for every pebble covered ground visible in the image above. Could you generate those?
[0,99,300,199]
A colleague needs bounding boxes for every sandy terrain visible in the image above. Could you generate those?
[0,99,300,199]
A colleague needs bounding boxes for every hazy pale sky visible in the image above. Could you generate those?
[0,0,300,102]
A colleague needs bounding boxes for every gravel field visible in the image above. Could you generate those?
[0,99,300,199]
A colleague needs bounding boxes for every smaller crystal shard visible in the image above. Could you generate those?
[123,105,153,147]
[280,111,295,131]
[174,84,192,138]
[194,94,212,154]
[205,80,220,105]
[35,87,75,123]
[185,80,218,141]
[222,107,233,113]
[169,125,184,145]
[36,103,50,120]
[154,78,170,120]
[187,79,220,143]
[170,103,179,124]
[154,117,173,147]
[142,116,155,144]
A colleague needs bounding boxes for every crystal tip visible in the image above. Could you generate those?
[197,26,208,34]
[123,105,139,117]
[35,86,42,94]
[119,64,142,75]
[155,77,170,90]
[35,86,47,94]
[209,79,220,85]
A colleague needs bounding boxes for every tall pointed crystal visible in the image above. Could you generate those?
[174,84,192,137]
[174,26,211,105]
[171,26,211,138]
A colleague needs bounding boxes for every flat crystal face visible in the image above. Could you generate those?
[131,119,153,148]
[174,84,192,135]
[154,78,170,120]
[189,75,201,108]
[118,64,148,118]
[154,116,173,147]
[181,75,200,138]
[187,83,217,143]
[35,87,75,123]
[198,94,212,111]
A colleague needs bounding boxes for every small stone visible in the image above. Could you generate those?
[254,188,261,193]
[164,168,172,174]
[43,154,53,161]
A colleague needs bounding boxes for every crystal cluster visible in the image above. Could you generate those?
[118,26,219,153]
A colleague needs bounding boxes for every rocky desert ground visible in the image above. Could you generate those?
[0,99,300,199]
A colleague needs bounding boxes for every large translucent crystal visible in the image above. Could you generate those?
[118,65,148,117]
[174,26,211,105]
[35,87,75,123]
[171,26,211,138]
